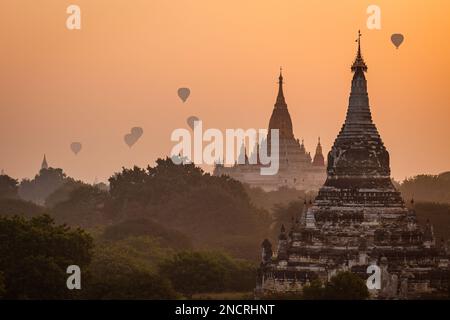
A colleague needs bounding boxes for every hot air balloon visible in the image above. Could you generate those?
[177,87,191,102]
[186,116,200,130]
[124,127,143,147]
[70,142,82,155]
[391,34,404,49]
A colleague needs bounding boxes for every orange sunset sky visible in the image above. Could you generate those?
[0,0,449,183]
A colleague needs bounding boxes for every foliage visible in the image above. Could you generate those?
[400,173,450,204]
[0,215,93,299]
[302,279,325,299]
[302,272,369,300]
[0,198,44,218]
[18,168,68,205]
[45,179,87,208]
[245,185,314,212]
[159,250,256,298]
[414,201,450,242]
[0,174,19,199]
[324,272,369,299]
[108,158,271,260]
[82,238,178,299]
[109,159,249,208]
[102,218,192,250]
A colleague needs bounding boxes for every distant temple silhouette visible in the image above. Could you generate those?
[213,69,326,191]
[256,32,450,299]
[41,154,49,170]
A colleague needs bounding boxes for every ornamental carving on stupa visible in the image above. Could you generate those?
[214,69,326,191]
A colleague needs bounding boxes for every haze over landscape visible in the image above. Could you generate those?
[0,0,449,182]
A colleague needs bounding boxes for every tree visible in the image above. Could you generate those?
[159,251,256,298]
[19,168,67,205]
[400,173,450,204]
[82,240,178,299]
[107,158,271,260]
[45,179,86,208]
[0,174,19,199]
[159,251,227,298]
[245,185,310,212]
[0,215,93,299]
[302,279,325,299]
[414,201,450,242]
[325,272,369,300]
[50,185,110,228]
[103,218,192,250]
[0,198,44,218]
[302,272,369,300]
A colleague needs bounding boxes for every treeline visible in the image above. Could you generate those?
[0,214,256,299]
[396,172,450,242]
[0,158,269,299]
[414,202,450,243]
[1,165,450,299]
[399,172,450,204]
[0,212,370,300]
[0,158,271,260]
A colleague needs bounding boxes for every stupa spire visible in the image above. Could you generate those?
[268,68,294,139]
[275,67,286,107]
[343,30,374,126]
[323,32,393,189]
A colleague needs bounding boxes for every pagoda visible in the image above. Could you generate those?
[257,32,449,299]
[214,69,326,191]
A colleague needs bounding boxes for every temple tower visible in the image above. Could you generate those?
[214,69,326,191]
[258,32,448,299]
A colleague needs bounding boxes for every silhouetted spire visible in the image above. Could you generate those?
[319,31,395,191]
[316,137,322,154]
[275,67,286,107]
[41,154,48,170]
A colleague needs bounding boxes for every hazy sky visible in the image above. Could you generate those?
[0,0,449,182]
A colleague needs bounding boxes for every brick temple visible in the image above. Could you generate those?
[213,70,326,192]
[256,32,449,299]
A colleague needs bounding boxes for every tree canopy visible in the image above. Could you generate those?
[159,250,256,298]
[18,168,68,205]
[400,173,450,204]
[107,158,270,260]
[0,214,93,299]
